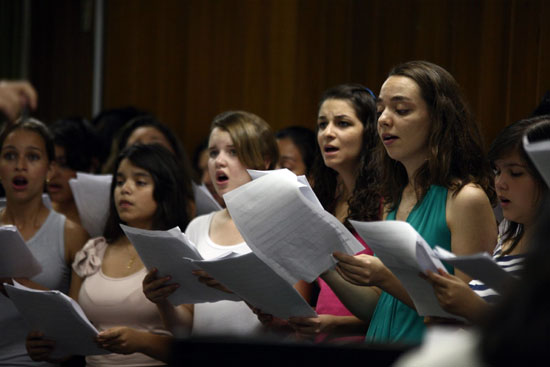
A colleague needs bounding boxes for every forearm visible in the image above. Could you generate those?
[134,331,174,363]
[156,302,193,337]
[321,270,380,322]
[458,293,492,324]
[319,315,369,335]
[377,271,416,310]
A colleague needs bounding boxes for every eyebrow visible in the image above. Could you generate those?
[133,172,152,178]
[501,162,527,168]
[317,114,351,119]
[116,171,151,178]
[208,144,236,149]
[377,96,413,103]
[2,145,43,152]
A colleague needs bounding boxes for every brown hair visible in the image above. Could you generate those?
[210,111,278,170]
[489,115,550,255]
[0,118,55,162]
[376,60,495,209]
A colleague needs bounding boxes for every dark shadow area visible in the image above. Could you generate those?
[169,337,410,367]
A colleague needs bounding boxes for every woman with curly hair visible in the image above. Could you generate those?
[289,83,381,343]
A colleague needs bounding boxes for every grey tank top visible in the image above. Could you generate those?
[0,210,68,366]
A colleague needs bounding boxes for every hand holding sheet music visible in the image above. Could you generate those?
[4,281,108,358]
[433,246,515,294]
[349,220,459,319]
[121,224,240,304]
[123,224,315,318]
[190,252,316,319]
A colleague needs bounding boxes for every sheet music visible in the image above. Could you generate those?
[192,182,222,216]
[433,246,515,295]
[69,173,112,237]
[0,225,42,278]
[224,169,364,284]
[121,224,240,304]
[349,220,459,319]
[4,282,108,358]
[523,135,550,188]
[191,252,316,319]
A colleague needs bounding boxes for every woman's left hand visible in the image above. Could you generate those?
[96,327,142,355]
[192,270,233,294]
[422,268,486,319]
[333,251,390,287]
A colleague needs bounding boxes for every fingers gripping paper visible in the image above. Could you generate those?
[349,220,459,319]
[5,282,108,357]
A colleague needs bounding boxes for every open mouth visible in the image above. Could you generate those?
[216,172,229,184]
[324,146,339,153]
[12,176,28,190]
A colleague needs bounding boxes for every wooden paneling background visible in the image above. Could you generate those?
[29,0,94,122]
[30,0,550,154]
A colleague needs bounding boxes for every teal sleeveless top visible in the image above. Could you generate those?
[365,185,452,345]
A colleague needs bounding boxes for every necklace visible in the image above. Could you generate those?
[126,246,137,269]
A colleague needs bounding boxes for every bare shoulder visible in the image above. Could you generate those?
[446,183,497,255]
[447,183,492,214]
[64,218,90,261]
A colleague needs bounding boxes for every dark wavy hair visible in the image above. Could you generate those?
[375,60,496,209]
[102,144,192,243]
[489,115,550,256]
[49,117,99,172]
[310,83,381,223]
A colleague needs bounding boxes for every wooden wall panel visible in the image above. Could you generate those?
[95,0,550,155]
[507,0,544,122]
[29,0,94,123]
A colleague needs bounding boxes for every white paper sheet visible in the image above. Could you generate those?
[349,220,458,319]
[69,173,112,237]
[191,252,316,319]
[192,182,222,216]
[4,281,108,358]
[224,169,364,284]
[523,135,550,188]
[121,224,240,304]
[433,246,514,295]
[0,225,42,278]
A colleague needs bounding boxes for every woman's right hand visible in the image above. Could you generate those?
[192,269,233,294]
[142,268,179,304]
[25,331,56,362]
